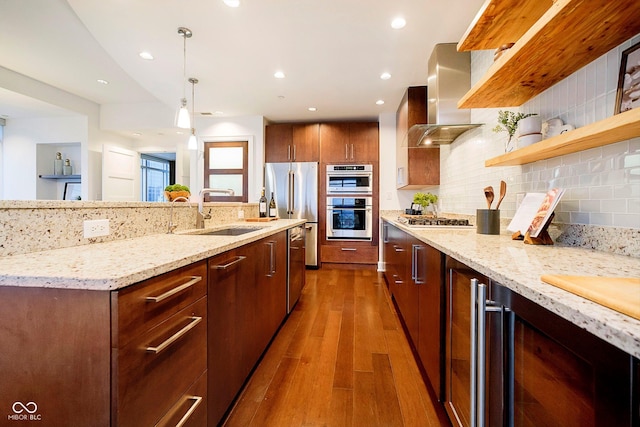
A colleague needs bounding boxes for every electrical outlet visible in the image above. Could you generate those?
[237,210,245,219]
[83,219,110,238]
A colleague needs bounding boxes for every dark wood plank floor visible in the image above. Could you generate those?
[223,267,449,427]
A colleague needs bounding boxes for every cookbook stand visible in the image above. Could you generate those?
[511,213,555,245]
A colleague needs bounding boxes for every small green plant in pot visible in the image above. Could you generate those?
[413,192,439,216]
[164,184,191,202]
[492,110,537,153]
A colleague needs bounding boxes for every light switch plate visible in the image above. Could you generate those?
[84,219,110,238]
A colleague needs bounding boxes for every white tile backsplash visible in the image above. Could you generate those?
[440,35,640,229]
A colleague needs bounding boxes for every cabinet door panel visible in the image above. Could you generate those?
[265,124,293,163]
[320,122,350,163]
[349,122,379,163]
[292,123,319,162]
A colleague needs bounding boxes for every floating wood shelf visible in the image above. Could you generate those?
[485,109,640,167]
[457,0,552,51]
[458,0,640,109]
[39,174,81,180]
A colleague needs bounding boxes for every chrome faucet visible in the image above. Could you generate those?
[167,196,191,234]
[196,188,235,228]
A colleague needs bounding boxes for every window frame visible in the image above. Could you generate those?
[203,140,248,202]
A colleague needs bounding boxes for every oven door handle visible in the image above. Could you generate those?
[327,207,370,211]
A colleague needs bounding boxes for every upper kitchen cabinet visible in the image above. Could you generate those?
[265,123,319,163]
[457,0,640,108]
[396,87,439,189]
[320,122,379,164]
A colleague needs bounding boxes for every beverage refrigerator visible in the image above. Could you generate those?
[264,162,318,268]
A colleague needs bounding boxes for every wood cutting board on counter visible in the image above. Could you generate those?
[245,217,279,222]
[541,275,640,320]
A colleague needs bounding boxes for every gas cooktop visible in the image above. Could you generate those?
[400,216,473,228]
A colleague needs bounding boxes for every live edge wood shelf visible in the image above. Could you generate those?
[485,108,640,167]
[457,0,640,109]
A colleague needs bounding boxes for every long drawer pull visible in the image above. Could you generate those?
[145,316,202,354]
[145,276,202,303]
[211,256,247,270]
[174,395,203,427]
[341,248,357,251]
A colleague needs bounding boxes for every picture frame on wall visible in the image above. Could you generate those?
[63,182,81,200]
[615,41,640,114]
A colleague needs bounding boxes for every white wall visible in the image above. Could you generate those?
[380,34,640,229]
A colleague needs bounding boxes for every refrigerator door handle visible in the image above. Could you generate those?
[287,170,294,215]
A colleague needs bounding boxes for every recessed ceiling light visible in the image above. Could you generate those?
[176,130,185,135]
[139,51,154,60]
[274,71,285,79]
[380,72,391,80]
[97,79,109,85]
[213,111,224,115]
[376,100,385,105]
[308,107,317,112]
[132,132,142,136]
[223,0,240,7]
[391,17,406,29]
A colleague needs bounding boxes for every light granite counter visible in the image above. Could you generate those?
[0,219,304,291]
[381,215,640,359]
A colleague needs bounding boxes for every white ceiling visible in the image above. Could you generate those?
[0,0,484,133]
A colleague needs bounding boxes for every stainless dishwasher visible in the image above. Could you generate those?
[287,225,306,313]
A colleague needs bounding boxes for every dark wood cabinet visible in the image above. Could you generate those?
[208,231,287,426]
[320,122,379,163]
[383,222,444,399]
[111,261,208,427]
[396,86,440,188]
[265,123,319,162]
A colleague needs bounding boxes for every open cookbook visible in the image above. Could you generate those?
[508,188,566,238]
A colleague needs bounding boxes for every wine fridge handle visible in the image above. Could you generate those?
[476,281,487,427]
[470,278,478,427]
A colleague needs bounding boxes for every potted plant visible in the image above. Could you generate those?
[164,184,190,201]
[413,192,439,216]
[492,110,537,152]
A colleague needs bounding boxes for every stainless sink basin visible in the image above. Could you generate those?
[183,226,265,236]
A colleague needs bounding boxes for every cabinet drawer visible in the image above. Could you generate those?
[113,260,207,348]
[321,244,378,264]
[156,370,207,427]
[114,297,207,427]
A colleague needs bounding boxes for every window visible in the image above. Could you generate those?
[140,154,171,202]
[203,141,248,202]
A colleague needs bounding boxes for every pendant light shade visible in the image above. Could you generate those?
[188,77,199,150]
[176,27,192,129]
[176,98,190,129]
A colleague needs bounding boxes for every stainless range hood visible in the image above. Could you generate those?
[408,43,482,146]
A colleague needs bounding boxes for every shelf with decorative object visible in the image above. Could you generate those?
[457,0,640,108]
[39,174,81,180]
[485,108,640,167]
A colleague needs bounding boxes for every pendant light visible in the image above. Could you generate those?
[176,27,192,129]
[188,77,198,150]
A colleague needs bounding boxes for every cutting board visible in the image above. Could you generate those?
[541,275,640,320]
[245,217,279,222]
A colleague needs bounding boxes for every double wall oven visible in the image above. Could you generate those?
[325,165,373,241]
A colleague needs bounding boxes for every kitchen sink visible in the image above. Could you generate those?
[184,226,265,236]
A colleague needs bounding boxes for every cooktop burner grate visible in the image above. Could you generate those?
[406,217,471,226]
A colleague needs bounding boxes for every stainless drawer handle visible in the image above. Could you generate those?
[341,248,357,251]
[174,395,203,427]
[145,276,202,303]
[145,316,202,354]
[212,255,247,269]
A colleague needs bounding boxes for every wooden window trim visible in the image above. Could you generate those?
[203,140,248,202]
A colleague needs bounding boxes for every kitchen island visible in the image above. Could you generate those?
[381,215,640,358]
[0,219,304,426]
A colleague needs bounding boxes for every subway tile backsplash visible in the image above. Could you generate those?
[440,34,640,232]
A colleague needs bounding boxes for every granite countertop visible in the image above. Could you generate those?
[0,219,305,292]
[381,215,640,359]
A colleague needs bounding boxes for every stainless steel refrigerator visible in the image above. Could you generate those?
[265,162,318,268]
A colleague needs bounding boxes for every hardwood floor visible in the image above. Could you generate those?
[223,267,450,427]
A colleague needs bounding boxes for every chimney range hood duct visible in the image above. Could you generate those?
[408,43,482,146]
